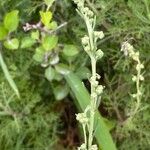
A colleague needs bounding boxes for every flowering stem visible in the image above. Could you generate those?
[88,56,97,148]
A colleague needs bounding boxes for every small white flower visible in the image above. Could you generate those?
[139,75,144,81]
[78,143,86,150]
[96,85,104,95]
[76,113,88,124]
[90,144,98,150]
[82,35,89,45]
[96,49,104,60]
[136,64,144,71]
[132,75,137,82]
[132,94,137,98]
[94,31,104,39]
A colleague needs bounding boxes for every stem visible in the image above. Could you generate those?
[88,57,97,149]
[132,60,141,117]
[83,124,87,148]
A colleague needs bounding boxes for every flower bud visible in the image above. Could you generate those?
[90,144,98,150]
[96,85,104,95]
[81,35,89,45]
[139,75,144,81]
[76,113,88,124]
[94,31,104,39]
[132,75,137,82]
[96,49,104,60]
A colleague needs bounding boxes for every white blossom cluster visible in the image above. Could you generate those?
[121,41,144,117]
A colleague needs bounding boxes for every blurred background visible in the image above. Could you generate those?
[0,0,149,149]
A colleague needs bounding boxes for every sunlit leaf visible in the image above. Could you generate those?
[40,11,52,27]
[4,38,19,50]
[42,35,58,51]
[4,10,19,32]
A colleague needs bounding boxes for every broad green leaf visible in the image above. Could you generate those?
[40,11,52,27]
[75,66,91,79]
[31,31,39,40]
[21,37,36,49]
[44,0,55,7]
[65,72,117,150]
[42,35,58,51]
[53,85,69,100]
[48,21,58,30]
[33,47,45,62]
[4,38,19,50]
[0,25,8,40]
[45,66,55,81]
[55,63,70,75]
[63,44,79,57]
[4,10,19,32]
[0,51,20,98]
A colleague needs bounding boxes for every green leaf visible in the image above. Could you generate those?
[45,66,55,81]
[64,72,117,150]
[31,31,39,40]
[63,44,79,57]
[4,10,19,32]
[40,11,52,27]
[48,21,58,30]
[4,38,19,50]
[44,0,55,7]
[33,47,45,62]
[0,51,20,98]
[21,37,36,49]
[53,85,69,100]
[55,63,70,75]
[42,35,58,51]
[75,66,91,79]
[0,25,8,40]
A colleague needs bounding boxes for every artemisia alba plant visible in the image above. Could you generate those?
[73,0,105,149]
[121,41,144,122]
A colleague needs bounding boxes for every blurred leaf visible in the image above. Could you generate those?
[75,66,91,80]
[33,47,45,62]
[103,118,116,131]
[21,37,36,49]
[48,21,58,30]
[4,10,19,32]
[42,35,58,51]
[55,63,70,75]
[4,38,19,50]
[45,66,55,81]
[40,11,52,27]
[44,0,55,7]
[31,31,39,40]
[53,84,69,100]
[0,25,8,40]
[63,44,79,57]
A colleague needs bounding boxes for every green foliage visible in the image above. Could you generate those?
[40,11,52,28]
[4,38,19,50]
[4,10,19,32]
[0,0,149,149]
[0,25,8,40]
[63,44,79,57]
[42,35,58,51]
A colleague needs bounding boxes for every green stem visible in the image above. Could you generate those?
[88,56,97,149]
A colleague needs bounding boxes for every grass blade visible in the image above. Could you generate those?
[0,50,20,98]
[65,72,117,150]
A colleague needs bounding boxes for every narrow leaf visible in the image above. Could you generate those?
[0,50,20,98]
